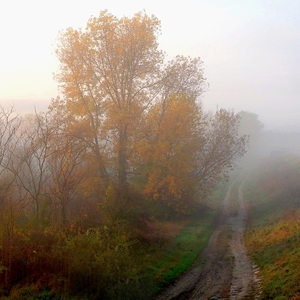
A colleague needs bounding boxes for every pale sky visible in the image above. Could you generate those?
[0,0,300,130]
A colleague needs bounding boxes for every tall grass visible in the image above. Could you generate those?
[245,154,300,299]
[0,205,221,300]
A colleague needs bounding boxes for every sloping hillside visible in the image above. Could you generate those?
[245,153,300,299]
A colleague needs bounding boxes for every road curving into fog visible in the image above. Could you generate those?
[156,176,261,300]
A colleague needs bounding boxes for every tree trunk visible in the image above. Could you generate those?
[118,128,127,188]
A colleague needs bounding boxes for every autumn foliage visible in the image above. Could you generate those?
[0,11,247,299]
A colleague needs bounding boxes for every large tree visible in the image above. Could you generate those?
[52,10,249,215]
[53,11,206,189]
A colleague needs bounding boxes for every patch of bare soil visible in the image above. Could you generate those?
[156,176,261,300]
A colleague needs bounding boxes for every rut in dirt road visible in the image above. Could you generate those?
[156,176,261,300]
[228,176,262,300]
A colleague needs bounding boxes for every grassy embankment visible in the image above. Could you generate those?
[244,153,300,299]
[1,186,226,300]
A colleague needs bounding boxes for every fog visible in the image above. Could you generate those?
[0,0,300,131]
[258,131,300,157]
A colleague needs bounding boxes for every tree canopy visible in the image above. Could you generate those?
[0,10,249,299]
[53,11,205,189]
[49,10,247,214]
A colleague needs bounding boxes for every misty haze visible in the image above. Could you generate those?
[0,1,299,299]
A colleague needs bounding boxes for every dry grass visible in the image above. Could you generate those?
[134,219,190,243]
[245,155,300,299]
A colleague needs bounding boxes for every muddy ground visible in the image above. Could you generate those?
[156,176,261,300]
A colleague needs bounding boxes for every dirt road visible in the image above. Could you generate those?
[156,176,261,300]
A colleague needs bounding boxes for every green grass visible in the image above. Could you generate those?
[152,211,217,289]
[0,208,220,300]
[244,156,300,299]
[147,182,228,296]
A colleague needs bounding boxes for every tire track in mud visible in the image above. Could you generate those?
[228,176,261,300]
[156,176,261,300]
